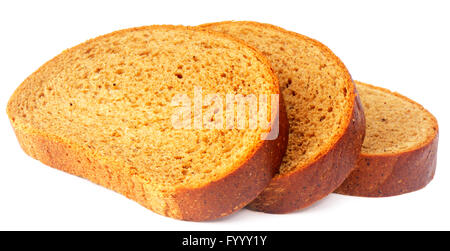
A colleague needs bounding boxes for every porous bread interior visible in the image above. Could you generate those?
[7,26,278,194]
[356,82,438,154]
[203,22,352,174]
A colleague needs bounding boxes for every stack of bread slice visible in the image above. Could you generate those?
[6,22,439,221]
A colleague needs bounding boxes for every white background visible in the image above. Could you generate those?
[0,0,449,230]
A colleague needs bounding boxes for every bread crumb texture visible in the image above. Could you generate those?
[357,82,437,154]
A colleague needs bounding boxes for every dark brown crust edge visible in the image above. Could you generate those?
[247,88,366,213]
[7,25,289,221]
[335,82,439,197]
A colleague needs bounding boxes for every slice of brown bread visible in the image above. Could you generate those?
[201,21,366,213]
[6,25,289,221]
[335,81,439,197]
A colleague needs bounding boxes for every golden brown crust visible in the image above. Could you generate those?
[247,90,365,213]
[7,25,289,221]
[335,81,439,197]
[200,21,366,213]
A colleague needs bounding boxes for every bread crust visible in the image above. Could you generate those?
[335,82,439,197]
[7,25,289,221]
[201,21,366,213]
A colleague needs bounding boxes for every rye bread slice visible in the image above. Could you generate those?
[201,21,366,213]
[6,25,289,221]
[336,81,439,197]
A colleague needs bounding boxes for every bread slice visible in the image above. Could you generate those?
[200,21,366,213]
[335,81,439,197]
[6,25,289,221]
